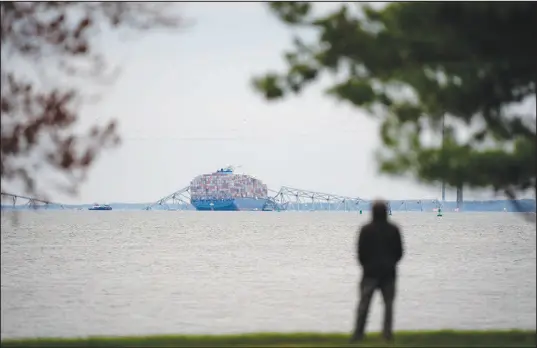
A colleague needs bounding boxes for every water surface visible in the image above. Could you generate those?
[1,211,535,339]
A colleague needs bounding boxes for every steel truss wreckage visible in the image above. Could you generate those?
[1,192,65,210]
[144,185,443,212]
[144,186,192,211]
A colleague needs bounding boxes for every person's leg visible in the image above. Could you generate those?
[380,277,396,341]
[351,277,378,342]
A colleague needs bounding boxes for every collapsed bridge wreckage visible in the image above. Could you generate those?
[144,185,441,212]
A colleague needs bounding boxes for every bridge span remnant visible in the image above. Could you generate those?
[1,192,65,210]
[270,186,368,211]
[144,186,192,211]
[144,184,440,212]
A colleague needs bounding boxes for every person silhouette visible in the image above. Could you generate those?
[350,200,404,342]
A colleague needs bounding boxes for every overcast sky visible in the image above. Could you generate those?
[5,2,533,204]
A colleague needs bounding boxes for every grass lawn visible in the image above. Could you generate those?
[1,330,535,347]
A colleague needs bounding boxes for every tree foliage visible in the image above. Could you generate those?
[1,2,179,198]
[253,2,536,200]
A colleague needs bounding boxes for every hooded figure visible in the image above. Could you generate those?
[351,200,404,343]
[372,200,389,221]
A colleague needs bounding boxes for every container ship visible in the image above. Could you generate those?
[190,166,268,211]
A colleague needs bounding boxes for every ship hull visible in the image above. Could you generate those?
[191,198,267,211]
[88,206,112,211]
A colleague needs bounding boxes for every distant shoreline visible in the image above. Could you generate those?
[2,198,536,213]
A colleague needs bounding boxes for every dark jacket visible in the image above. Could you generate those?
[357,203,403,279]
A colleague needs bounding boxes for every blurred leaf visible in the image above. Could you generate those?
[253,2,537,200]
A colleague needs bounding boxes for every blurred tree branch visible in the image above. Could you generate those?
[252,2,536,214]
[1,2,181,200]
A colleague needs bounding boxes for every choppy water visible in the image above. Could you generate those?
[1,211,535,339]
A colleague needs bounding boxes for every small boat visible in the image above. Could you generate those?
[88,203,112,211]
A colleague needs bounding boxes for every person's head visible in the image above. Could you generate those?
[371,200,388,221]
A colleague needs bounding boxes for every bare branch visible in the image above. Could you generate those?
[1,2,181,199]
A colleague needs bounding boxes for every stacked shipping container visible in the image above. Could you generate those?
[190,173,268,200]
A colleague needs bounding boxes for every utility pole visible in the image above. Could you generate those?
[456,186,463,210]
[441,113,446,203]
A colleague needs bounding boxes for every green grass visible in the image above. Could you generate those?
[1,330,535,347]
